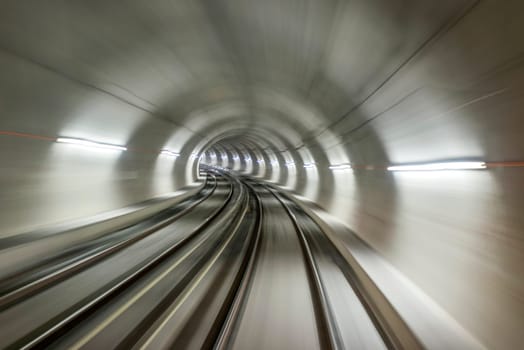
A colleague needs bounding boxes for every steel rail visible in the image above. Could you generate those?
[0,175,220,311]
[266,185,343,350]
[211,178,264,350]
[8,175,236,350]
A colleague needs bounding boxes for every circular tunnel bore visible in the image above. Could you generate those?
[0,1,523,349]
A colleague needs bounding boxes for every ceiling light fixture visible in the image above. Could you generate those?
[160,150,180,157]
[303,162,316,169]
[56,137,127,151]
[329,163,352,170]
[387,161,487,172]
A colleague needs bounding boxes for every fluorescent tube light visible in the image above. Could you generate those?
[329,164,352,170]
[160,150,180,157]
[303,163,316,169]
[56,137,127,151]
[387,161,486,172]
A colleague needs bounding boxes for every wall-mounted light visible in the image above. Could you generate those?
[285,161,295,167]
[56,137,127,151]
[233,156,240,161]
[160,150,180,157]
[329,163,352,171]
[271,161,279,166]
[303,162,316,169]
[245,157,252,161]
[387,161,486,172]
[257,160,264,164]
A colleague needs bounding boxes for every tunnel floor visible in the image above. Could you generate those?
[0,168,397,350]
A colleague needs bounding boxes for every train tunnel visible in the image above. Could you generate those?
[0,1,522,349]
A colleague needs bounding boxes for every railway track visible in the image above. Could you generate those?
[0,168,412,349]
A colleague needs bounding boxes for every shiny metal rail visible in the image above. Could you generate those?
[214,173,396,349]
[212,179,264,350]
[128,171,257,349]
[0,174,212,252]
[1,169,414,349]
[265,184,343,350]
[263,182,421,350]
[1,174,236,349]
[0,174,220,311]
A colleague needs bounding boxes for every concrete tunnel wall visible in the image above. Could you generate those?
[0,0,523,349]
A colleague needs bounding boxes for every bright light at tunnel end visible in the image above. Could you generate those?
[387,161,487,172]
[56,137,127,151]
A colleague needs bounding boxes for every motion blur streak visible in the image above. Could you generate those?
[0,1,523,349]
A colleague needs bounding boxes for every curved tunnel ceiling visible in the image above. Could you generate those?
[1,1,524,348]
